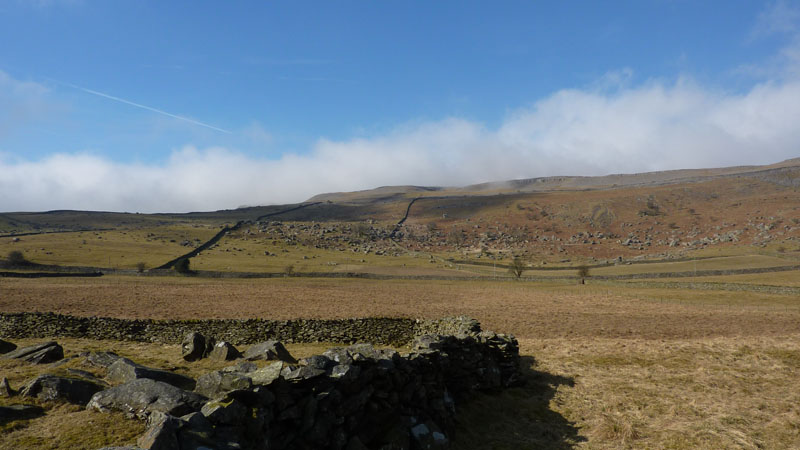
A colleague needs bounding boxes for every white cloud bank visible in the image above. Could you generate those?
[2,72,800,213]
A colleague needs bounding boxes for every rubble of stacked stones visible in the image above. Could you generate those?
[0,316,521,449]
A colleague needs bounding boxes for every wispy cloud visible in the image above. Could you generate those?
[52,79,231,134]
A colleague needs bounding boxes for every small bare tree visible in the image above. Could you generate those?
[577,265,590,284]
[135,262,147,273]
[509,256,526,280]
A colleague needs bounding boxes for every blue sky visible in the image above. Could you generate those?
[1,1,800,212]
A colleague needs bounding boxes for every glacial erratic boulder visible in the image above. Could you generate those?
[180,332,207,362]
[1,341,64,364]
[87,378,206,417]
[207,341,240,361]
[107,358,196,390]
[20,374,105,406]
[243,340,296,363]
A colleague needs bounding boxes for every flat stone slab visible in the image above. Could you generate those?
[107,358,196,390]
[87,378,206,417]
[1,341,64,364]
[21,374,105,406]
[243,340,296,363]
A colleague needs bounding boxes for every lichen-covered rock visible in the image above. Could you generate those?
[248,361,283,386]
[20,374,105,406]
[87,378,206,417]
[201,397,249,426]
[1,341,63,364]
[107,358,195,390]
[243,340,296,363]
[194,370,252,399]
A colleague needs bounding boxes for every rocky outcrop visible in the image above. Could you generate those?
[87,379,207,417]
[106,358,196,390]
[94,328,521,449]
[1,341,63,364]
[243,340,297,363]
[20,374,105,406]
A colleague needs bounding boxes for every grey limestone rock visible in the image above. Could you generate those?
[207,341,240,361]
[20,374,105,406]
[1,341,64,364]
[181,332,207,362]
[87,378,206,417]
[243,340,296,363]
[137,411,181,450]
[107,358,196,390]
[194,370,252,399]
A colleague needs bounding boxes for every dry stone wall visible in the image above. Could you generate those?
[0,312,482,347]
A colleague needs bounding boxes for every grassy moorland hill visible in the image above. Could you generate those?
[2,158,799,276]
[2,159,800,449]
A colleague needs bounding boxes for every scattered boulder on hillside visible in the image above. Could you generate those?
[107,358,196,390]
[20,374,105,406]
[83,351,124,368]
[1,341,64,364]
[0,404,44,425]
[207,341,240,361]
[0,377,14,397]
[181,332,208,362]
[243,340,296,363]
[87,378,206,417]
[0,338,17,355]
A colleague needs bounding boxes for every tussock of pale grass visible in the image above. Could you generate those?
[512,336,800,449]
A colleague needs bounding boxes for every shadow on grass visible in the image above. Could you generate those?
[451,356,584,449]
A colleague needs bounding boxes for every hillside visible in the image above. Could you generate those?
[2,158,800,273]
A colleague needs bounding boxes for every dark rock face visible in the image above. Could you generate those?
[1,341,64,364]
[180,332,207,362]
[243,340,297,363]
[107,358,196,390]
[20,374,105,406]
[0,404,45,424]
[87,378,206,417]
[0,338,17,354]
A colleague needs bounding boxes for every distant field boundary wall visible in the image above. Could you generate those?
[155,202,322,270]
[0,312,480,347]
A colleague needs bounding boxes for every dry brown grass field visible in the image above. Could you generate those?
[2,276,799,448]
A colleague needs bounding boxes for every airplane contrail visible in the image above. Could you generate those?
[52,79,232,134]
